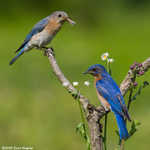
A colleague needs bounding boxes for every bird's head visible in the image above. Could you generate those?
[51,11,76,25]
[83,64,107,77]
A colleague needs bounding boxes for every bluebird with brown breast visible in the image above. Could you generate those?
[84,64,131,140]
[9,11,75,65]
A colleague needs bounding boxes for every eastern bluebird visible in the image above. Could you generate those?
[9,11,75,65]
[84,64,131,140]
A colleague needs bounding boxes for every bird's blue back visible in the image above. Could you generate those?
[25,16,50,42]
[16,16,50,52]
[96,72,129,120]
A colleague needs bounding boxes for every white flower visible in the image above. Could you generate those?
[101,52,109,61]
[84,81,90,87]
[63,82,69,87]
[107,58,114,63]
[73,81,79,87]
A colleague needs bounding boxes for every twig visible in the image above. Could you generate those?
[120,57,150,96]
[127,88,133,110]
[120,140,125,150]
[127,70,136,111]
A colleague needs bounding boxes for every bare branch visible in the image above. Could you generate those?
[120,57,150,96]
[45,48,104,150]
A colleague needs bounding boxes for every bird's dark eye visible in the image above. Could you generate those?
[92,68,96,71]
[58,14,62,18]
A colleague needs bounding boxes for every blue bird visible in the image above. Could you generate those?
[84,64,131,140]
[9,11,75,65]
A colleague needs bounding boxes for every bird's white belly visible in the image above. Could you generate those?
[29,31,53,48]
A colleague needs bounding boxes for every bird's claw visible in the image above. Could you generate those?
[50,47,55,56]
[43,47,55,57]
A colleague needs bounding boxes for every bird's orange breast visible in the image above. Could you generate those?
[44,19,61,35]
[96,89,110,110]
[94,77,110,111]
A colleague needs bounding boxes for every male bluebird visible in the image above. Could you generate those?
[9,11,75,65]
[84,64,131,140]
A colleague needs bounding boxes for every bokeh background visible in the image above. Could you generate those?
[0,0,150,149]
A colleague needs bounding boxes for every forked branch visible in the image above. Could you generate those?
[45,48,150,150]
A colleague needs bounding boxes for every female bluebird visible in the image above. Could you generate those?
[9,11,75,65]
[84,64,131,140]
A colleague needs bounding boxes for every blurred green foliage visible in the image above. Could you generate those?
[0,0,150,150]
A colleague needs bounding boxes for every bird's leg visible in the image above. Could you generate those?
[34,46,55,57]
[42,47,55,57]
[35,45,41,50]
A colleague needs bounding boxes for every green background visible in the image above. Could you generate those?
[0,0,150,149]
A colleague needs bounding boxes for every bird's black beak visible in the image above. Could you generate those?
[66,17,76,25]
[83,71,88,75]
[83,70,91,75]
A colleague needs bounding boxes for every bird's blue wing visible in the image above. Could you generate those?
[106,75,131,121]
[96,79,128,118]
[16,16,50,52]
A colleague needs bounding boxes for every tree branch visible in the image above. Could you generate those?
[120,57,150,96]
[45,48,104,150]
[45,48,150,150]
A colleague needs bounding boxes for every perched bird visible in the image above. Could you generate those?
[9,11,75,65]
[84,64,131,140]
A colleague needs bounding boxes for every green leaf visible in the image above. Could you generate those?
[137,86,142,95]
[86,136,91,150]
[76,122,85,136]
[76,122,83,133]
[131,81,149,101]
[115,130,119,136]
[115,130,121,145]
[134,120,141,126]
[143,81,149,88]
[129,120,141,138]
[76,122,91,150]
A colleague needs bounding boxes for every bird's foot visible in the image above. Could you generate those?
[43,47,55,57]
[35,46,41,50]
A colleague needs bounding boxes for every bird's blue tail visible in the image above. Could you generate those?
[114,111,129,140]
[9,49,24,65]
